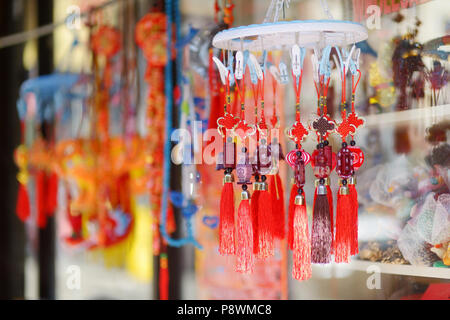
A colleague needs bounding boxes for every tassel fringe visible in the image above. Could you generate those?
[349,183,359,256]
[326,185,334,254]
[257,189,274,259]
[292,203,312,281]
[236,198,254,273]
[251,188,260,255]
[335,190,353,263]
[219,181,235,255]
[287,184,297,250]
[311,192,332,264]
[269,174,285,239]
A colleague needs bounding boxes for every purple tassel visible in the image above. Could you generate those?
[311,192,332,263]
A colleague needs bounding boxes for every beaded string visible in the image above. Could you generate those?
[160,0,201,248]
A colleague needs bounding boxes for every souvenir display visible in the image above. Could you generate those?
[3,0,450,302]
[211,0,368,280]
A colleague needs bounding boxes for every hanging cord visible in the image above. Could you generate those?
[322,76,331,116]
[260,74,267,126]
[234,73,246,120]
[291,69,303,122]
[160,0,201,249]
[271,73,278,125]
[313,74,330,117]
[351,69,362,114]
[350,69,362,140]
[225,71,231,114]
[251,81,261,124]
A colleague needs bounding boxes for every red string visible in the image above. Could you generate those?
[291,70,303,104]
[341,67,346,104]
[351,69,362,114]
[234,74,246,119]
[225,71,231,114]
[272,75,277,120]
[323,77,331,116]
[251,82,260,124]
[260,74,266,124]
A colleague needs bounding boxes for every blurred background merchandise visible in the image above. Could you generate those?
[0,0,448,300]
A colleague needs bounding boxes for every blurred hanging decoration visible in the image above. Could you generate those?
[212,0,368,280]
[135,9,170,256]
[84,22,135,253]
[422,36,450,106]
[13,13,145,267]
[136,1,201,252]
[15,72,83,229]
[391,15,426,154]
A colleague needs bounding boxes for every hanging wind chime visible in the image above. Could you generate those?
[211,0,368,280]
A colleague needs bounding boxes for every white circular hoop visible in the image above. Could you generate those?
[212,20,368,51]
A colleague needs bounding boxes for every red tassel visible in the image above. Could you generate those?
[45,172,58,216]
[269,174,285,239]
[16,184,30,222]
[257,182,274,259]
[36,171,47,229]
[166,203,176,235]
[326,185,334,254]
[292,202,312,281]
[311,186,332,264]
[159,253,169,300]
[287,183,297,250]
[335,189,353,263]
[68,211,82,239]
[251,187,260,255]
[236,195,253,273]
[349,183,359,256]
[219,179,235,255]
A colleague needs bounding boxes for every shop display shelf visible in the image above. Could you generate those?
[345,259,450,279]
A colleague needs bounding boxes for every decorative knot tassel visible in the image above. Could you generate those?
[16,184,30,222]
[311,185,332,264]
[349,180,359,256]
[269,174,285,239]
[335,186,353,263]
[287,183,297,250]
[236,190,254,273]
[251,183,260,255]
[292,194,312,281]
[257,178,274,259]
[219,174,235,255]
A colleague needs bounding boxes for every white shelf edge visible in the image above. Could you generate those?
[363,104,450,127]
[344,259,450,279]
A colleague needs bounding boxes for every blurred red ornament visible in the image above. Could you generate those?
[91,25,121,58]
[135,12,167,47]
